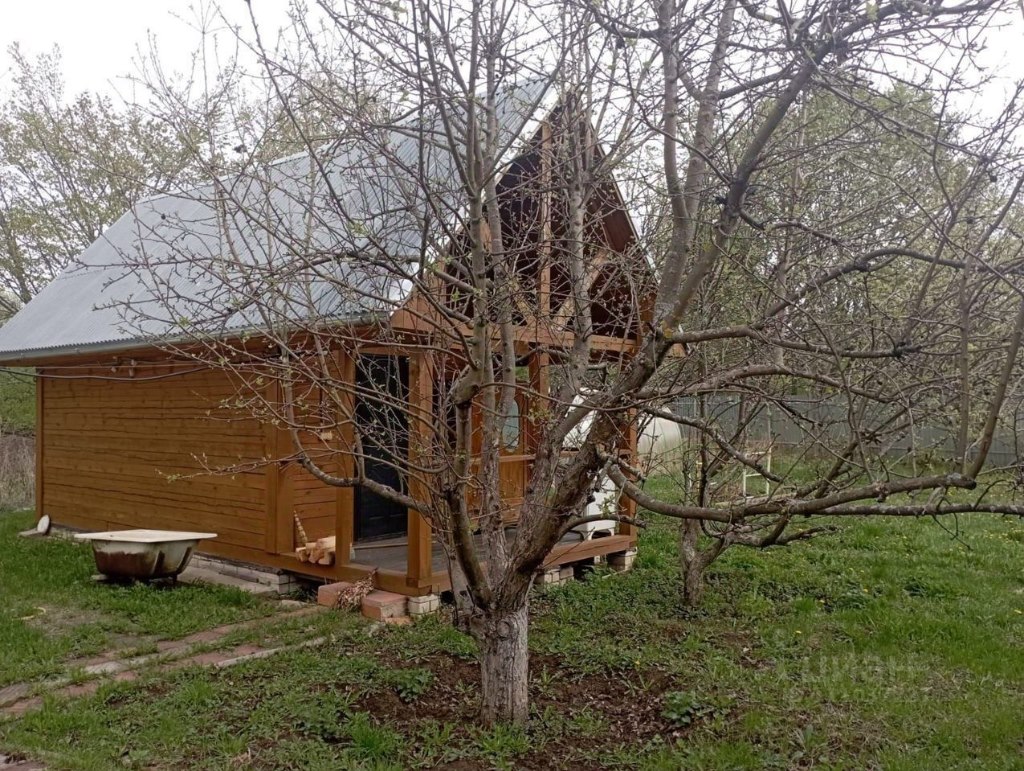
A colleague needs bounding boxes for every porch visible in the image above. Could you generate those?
[273,347,639,597]
[288,523,637,597]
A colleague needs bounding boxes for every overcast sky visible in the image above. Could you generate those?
[0,1,292,99]
[2,0,1022,118]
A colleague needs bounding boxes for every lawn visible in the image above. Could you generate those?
[0,510,280,688]
[1,488,1022,769]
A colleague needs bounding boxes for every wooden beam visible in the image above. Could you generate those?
[528,350,550,450]
[2,328,383,369]
[406,351,434,585]
[337,349,356,565]
[448,321,636,353]
[35,370,44,521]
[538,120,553,321]
[541,534,635,569]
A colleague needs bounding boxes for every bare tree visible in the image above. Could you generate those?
[634,76,1024,604]
[108,0,1024,725]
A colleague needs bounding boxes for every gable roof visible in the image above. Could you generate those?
[0,78,550,363]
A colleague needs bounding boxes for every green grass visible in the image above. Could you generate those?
[0,510,279,687]
[0,369,35,434]
[1,489,1022,769]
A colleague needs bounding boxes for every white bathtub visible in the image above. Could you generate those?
[74,529,217,581]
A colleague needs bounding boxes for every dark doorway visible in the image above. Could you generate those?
[354,354,410,541]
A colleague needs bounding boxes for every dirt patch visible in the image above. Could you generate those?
[105,633,160,656]
[351,650,681,769]
[22,606,107,636]
[18,606,162,658]
[0,751,45,770]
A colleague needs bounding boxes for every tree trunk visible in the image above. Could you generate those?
[475,603,530,725]
[679,520,706,607]
[681,553,706,607]
[445,553,476,634]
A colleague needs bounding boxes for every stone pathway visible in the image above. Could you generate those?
[0,603,326,720]
[0,756,44,771]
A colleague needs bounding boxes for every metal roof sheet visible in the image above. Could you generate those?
[0,78,548,362]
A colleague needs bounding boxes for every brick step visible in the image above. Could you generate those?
[316,581,442,622]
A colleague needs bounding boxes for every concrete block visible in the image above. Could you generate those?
[317,581,356,608]
[559,566,574,582]
[536,568,563,586]
[273,576,298,595]
[49,526,80,542]
[187,554,297,594]
[178,566,279,595]
[0,683,32,709]
[609,547,638,572]
[361,590,409,621]
[191,555,285,587]
[407,593,440,616]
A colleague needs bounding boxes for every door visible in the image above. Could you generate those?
[354,354,410,541]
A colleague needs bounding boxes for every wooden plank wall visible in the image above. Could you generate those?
[289,464,339,545]
[39,363,271,563]
[270,365,347,553]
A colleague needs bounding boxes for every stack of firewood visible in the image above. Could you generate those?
[296,536,336,565]
[293,515,335,565]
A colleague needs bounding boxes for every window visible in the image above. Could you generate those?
[501,398,522,452]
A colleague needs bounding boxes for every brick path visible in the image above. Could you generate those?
[0,757,45,770]
[0,603,325,720]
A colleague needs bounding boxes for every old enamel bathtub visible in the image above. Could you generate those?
[74,529,217,581]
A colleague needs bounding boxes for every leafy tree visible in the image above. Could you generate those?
[0,45,194,318]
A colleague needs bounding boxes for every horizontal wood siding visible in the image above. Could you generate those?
[291,470,338,544]
[40,365,270,562]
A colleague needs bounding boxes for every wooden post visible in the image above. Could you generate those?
[620,339,644,538]
[337,349,356,565]
[406,351,434,587]
[527,350,550,449]
[618,409,638,538]
[263,376,281,553]
[538,120,553,321]
[34,369,43,521]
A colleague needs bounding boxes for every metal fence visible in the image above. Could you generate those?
[667,396,1024,468]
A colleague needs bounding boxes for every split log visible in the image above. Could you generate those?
[308,536,336,564]
[296,535,336,564]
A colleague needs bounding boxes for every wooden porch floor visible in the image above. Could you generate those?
[352,530,632,574]
[347,530,636,595]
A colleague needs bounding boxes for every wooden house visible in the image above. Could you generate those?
[0,82,644,596]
